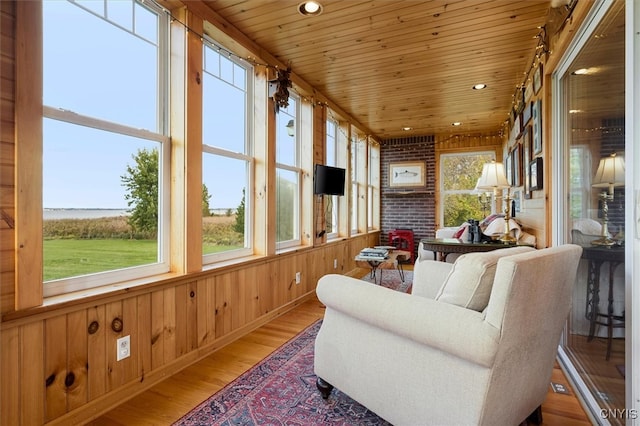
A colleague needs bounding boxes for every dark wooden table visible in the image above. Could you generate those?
[420,238,526,262]
[582,245,625,360]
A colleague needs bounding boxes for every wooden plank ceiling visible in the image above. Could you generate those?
[200,0,558,139]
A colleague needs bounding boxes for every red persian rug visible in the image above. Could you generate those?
[361,269,413,294]
[173,320,391,425]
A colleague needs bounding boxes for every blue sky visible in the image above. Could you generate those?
[43,0,249,211]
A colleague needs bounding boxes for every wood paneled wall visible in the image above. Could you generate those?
[1,234,377,425]
[0,1,380,423]
[0,0,16,313]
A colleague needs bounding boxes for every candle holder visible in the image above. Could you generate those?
[477,192,491,218]
[591,191,615,246]
[499,188,517,244]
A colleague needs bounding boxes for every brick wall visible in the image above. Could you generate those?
[380,136,436,260]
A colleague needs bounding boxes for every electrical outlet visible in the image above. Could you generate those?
[333,258,338,269]
[295,272,301,284]
[117,335,130,361]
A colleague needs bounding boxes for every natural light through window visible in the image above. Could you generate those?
[202,40,253,261]
[440,151,494,227]
[276,96,301,248]
[324,119,339,237]
[42,0,169,296]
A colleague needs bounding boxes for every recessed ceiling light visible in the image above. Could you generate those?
[402,126,412,131]
[472,84,487,90]
[452,122,462,126]
[298,1,323,16]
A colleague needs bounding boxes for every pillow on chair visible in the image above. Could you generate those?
[435,246,535,311]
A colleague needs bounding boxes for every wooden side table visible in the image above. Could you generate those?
[582,245,625,360]
[420,238,528,262]
[355,250,411,284]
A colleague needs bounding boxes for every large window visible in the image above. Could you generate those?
[202,41,253,262]
[324,119,339,237]
[368,141,380,230]
[42,0,169,296]
[276,95,301,248]
[350,132,367,235]
[439,151,494,227]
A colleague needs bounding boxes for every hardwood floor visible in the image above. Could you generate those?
[89,282,592,425]
[564,333,625,426]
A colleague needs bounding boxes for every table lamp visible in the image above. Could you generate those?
[477,161,515,243]
[591,153,625,246]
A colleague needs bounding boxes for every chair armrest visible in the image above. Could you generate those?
[417,241,437,262]
[412,259,453,299]
[316,275,500,367]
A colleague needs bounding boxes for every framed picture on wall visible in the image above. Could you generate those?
[511,114,522,141]
[523,125,532,199]
[532,99,542,155]
[522,101,532,126]
[511,143,522,187]
[512,189,522,214]
[389,161,426,187]
[533,63,543,94]
[529,157,543,191]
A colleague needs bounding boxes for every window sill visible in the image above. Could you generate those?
[3,255,264,323]
[3,272,182,323]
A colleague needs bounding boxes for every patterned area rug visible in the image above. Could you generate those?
[173,320,391,425]
[360,269,413,294]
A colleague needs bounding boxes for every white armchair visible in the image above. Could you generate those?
[314,245,582,425]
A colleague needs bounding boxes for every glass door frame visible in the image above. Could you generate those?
[552,0,639,423]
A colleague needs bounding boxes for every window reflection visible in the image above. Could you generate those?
[562,2,625,422]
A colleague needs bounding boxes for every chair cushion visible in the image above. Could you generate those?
[434,246,535,311]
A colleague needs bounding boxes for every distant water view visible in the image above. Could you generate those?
[43,209,130,220]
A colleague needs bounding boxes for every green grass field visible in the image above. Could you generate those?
[44,239,158,281]
[43,216,244,281]
[44,239,243,281]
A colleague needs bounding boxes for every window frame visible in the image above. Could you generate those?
[275,92,302,250]
[367,140,380,231]
[324,118,340,238]
[438,150,495,227]
[350,131,367,235]
[201,39,254,264]
[41,0,170,297]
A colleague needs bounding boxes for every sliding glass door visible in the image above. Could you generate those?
[553,1,631,424]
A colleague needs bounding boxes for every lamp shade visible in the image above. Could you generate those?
[593,153,625,193]
[476,161,510,190]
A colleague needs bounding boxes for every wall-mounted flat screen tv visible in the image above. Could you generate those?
[314,164,346,196]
